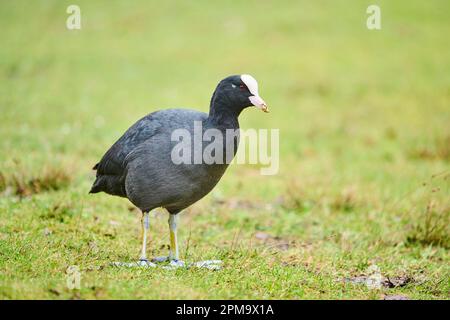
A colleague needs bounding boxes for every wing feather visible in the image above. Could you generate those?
[94,112,163,177]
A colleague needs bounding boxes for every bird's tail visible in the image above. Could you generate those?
[89,177,103,194]
[89,175,126,197]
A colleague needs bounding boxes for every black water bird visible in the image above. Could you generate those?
[90,74,268,266]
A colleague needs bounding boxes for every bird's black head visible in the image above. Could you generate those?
[209,74,268,118]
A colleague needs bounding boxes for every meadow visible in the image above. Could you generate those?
[0,0,449,299]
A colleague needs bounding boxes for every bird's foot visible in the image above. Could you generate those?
[191,260,223,270]
[110,258,222,270]
[151,256,170,263]
[111,259,156,268]
[153,257,222,269]
[152,256,186,269]
[162,259,186,270]
[138,258,157,267]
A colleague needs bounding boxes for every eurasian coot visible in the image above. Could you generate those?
[90,74,268,267]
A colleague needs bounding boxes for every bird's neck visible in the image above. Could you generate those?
[207,92,241,129]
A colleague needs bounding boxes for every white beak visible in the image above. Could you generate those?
[249,95,269,113]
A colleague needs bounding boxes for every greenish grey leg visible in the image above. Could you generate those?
[149,211,222,270]
[169,213,179,261]
[111,211,155,268]
[152,212,185,267]
[110,211,221,269]
[139,212,150,261]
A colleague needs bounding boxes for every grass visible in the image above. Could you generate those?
[0,0,449,299]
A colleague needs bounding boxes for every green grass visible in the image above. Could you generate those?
[0,0,449,299]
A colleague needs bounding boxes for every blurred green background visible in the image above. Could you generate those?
[0,0,448,299]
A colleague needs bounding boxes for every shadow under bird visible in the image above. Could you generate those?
[90,74,268,268]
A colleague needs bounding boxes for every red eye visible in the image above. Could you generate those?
[239,84,245,89]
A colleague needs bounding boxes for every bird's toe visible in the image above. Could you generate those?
[110,260,156,268]
[152,256,170,263]
[137,259,157,268]
[170,259,186,267]
[192,260,223,270]
[161,259,186,270]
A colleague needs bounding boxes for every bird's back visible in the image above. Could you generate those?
[90,108,209,198]
[122,112,239,213]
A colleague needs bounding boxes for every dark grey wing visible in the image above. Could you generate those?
[94,109,210,177]
[94,111,163,176]
[90,108,208,197]
[89,111,163,196]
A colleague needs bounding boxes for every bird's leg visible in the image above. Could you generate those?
[139,212,149,261]
[166,213,185,268]
[152,212,185,267]
[136,212,156,267]
[168,213,179,261]
[111,211,155,268]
